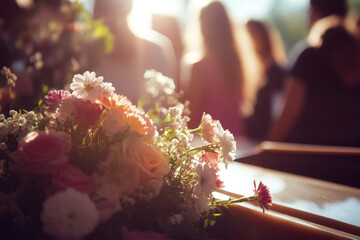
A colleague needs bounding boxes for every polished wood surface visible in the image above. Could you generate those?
[235,141,360,188]
[258,141,360,155]
[217,202,356,240]
[216,161,360,239]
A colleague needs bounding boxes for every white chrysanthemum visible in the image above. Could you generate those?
[219,129,236,167]
[55,95,77,122]
[99,82,115,98]
[103,109,128,136]
[41,188,99,240]
[193,163,217,198]
[191,194,211,221]
[70,71,103,102]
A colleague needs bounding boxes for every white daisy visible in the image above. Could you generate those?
[219,129,236,167]
[41,188,99,240]
[70,71,103,102]
[99,82,115,98]
[193,163,217,198]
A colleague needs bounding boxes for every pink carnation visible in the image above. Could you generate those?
[200,113,219,143]
[254,180,272,211]
[74,99,103,127]
[201,152,219,172]
[45,90,70,111]
[139,112,157,137]
[11,130,71,175]
[202,152,224,188]
[121,227,173,240]
[52,165,95,193]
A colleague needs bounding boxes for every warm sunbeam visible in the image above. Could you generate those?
[128,0,181,35]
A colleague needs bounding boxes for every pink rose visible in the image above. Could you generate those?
[122,137,169,184]
[74,99,103,127]
[52,165,95,193]
[11,130,71,175]
[121,227,173,240]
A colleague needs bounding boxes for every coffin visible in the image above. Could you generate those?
[219,202,357,240]
[215,161,360,240]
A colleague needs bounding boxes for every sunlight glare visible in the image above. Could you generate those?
[128,0,179,35]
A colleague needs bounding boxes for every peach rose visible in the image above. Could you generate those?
[52,165,95,193]
[98,142,140,197]
[122,137,169,184]
[11,130,71,175]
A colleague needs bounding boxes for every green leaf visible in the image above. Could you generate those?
[204,219,209,229]
[41,84,49,94]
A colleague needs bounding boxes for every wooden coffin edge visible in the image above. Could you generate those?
[215,189,360,240]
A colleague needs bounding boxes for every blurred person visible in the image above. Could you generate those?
[244,19,287,141]
[93,0,176,103]
[288,0,348,67]
[152,13,184,88]
[269,25,360,147]
[186,1,246,137]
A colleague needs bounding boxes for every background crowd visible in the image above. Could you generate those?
[1,0,360,147]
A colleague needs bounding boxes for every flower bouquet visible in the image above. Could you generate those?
[0,70,271,240]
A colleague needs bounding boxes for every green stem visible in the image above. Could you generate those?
[217,196,257,205]
[188,143,218,154]
[189,126,202,135]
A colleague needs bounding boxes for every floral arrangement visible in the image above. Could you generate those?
[0,70,271,240]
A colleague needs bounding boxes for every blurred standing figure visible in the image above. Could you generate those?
[187,1,246,137]
[93,0,176,103]
[288,0,348,67]
[244,20,287,141]
[269,25,360,147]
[152,13,184,89]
